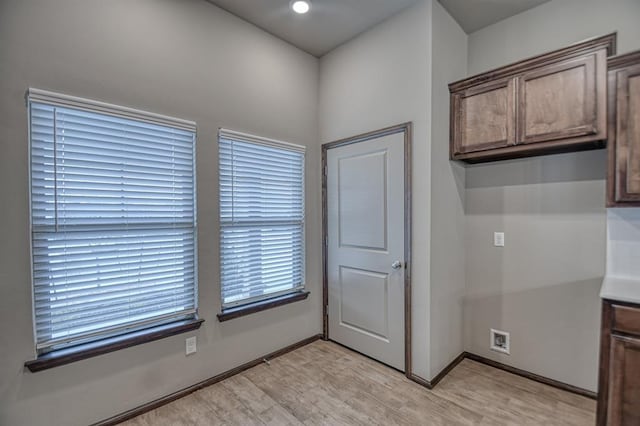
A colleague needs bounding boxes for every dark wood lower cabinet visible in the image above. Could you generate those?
[608,335,640,425]
[598,300,640,425]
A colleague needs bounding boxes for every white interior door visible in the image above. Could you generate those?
[326,131,406,371]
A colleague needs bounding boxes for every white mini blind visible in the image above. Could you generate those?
[219,129,305,308]
[29,89,197,352]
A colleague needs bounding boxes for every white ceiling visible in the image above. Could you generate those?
[207,0,552,57]
[438,0,551,33]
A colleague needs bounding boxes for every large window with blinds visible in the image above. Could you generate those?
[218,129,305,308]
[28,89,197,353]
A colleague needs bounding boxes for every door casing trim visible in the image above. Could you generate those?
[321,122,413,378]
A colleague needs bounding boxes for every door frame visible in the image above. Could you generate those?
[321,122,413,377]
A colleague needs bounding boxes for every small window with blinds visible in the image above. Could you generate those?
[28,89,197,354]
[218,129,305,309]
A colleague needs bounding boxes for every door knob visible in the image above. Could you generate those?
[391,260,403,270]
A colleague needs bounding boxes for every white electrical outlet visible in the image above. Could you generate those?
[494,232,505,247]
[186,336,197,355]
[490,329,510,354]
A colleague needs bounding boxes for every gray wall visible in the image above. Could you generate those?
[319,0,433,379]
[464,0,640,392]
[428,1,468,379]
[0,1,321,425]
[467,0,640,76]
[319,0,469,381]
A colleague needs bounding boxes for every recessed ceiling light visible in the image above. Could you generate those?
[291,0,311,14]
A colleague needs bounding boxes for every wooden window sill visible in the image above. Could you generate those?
[25,317,204,372]
[217,291,310,322]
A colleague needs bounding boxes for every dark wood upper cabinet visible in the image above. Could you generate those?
[450,33,616,163]
[607,50,640,206]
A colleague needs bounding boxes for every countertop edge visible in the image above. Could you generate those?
[600,276,640,305]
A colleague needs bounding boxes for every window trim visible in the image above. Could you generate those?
[217,128,306,309]
[27,88,196,131]
[27,88,199,356]
[217,291,309,322]
[25,317,204,372]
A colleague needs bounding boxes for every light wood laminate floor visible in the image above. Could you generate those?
[120,340,595,425]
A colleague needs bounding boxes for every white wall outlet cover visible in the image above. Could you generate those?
[494,232,505,247]
[186,336,197,355]
[490,329,510,354]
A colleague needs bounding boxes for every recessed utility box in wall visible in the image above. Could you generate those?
[490,329,510,354]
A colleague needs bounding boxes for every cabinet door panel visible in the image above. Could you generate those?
[608,335,640,426]
[616,65,640,202]
[452,78,515,155]
[518,51,605,144]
